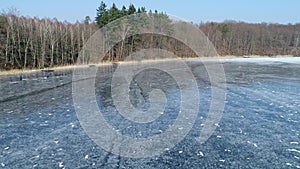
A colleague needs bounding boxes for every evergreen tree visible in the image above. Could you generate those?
[95,1,108,28]
[108,3,121,22]
[121,6,127,16]
[141,7,146,13]
[128,4,136,15]
[84,16,91,25]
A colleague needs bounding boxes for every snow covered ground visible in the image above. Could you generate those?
[219,56,300,64]
[192,56,300,64]
[0,58,299,168]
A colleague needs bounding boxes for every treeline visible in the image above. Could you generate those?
[0,3,172,70]
[0,2,300,70]
[199,21,300,56]
[0,13,98,70]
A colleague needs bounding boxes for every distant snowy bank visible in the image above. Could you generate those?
[198,56,300,64]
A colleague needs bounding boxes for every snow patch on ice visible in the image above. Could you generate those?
[197,151,204,157]
[287,118,299,123]
[84,155,89,160]
[219,57,300,64]
[58,162,64,168]
[70,123,75,128]
[247,141,258,147]
[286,163,292,166]
[287,148,300,153]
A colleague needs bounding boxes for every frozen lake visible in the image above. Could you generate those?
[0,57,300,168]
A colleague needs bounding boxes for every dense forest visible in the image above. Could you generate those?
[0,2,300,70]
[199,21,300,56]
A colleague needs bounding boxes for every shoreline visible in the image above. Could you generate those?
[0,55,297,76]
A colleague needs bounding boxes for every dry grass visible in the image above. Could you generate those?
[0,55,296,76]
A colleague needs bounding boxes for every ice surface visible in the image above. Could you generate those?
[0,59,300,168]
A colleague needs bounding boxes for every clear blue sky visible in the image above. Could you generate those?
[0,0,299,24]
